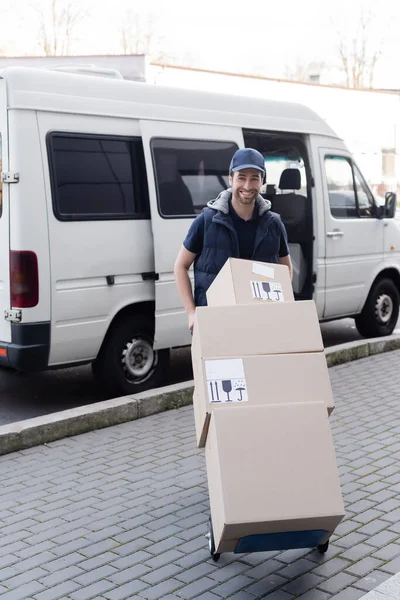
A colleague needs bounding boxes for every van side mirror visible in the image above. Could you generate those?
[385,191,397,218]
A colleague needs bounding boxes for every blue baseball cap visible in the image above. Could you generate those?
[229,148,265,174]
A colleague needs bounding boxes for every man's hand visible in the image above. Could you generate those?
[174,246,198,334]
[188,310,196,334]
[279,255,293,281]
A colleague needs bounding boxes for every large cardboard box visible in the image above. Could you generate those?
[191,301,325,447]
[206,258,294,307]
[192,352,334,447]
[205,403,345,554]
[193,301,323,358]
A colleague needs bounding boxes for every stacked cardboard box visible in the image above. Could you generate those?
[191,258,344,555]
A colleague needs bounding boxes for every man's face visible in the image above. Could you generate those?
[229,168,263,206]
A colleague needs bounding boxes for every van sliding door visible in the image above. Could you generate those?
[140,120,243,350]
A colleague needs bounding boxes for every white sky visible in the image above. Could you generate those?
[2,0,400,87]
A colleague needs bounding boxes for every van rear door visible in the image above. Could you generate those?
[0,78,11,344]
[140,120,243,350]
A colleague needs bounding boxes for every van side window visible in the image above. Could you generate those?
[325,156,375,219]
[151,138,238,218]
[47,133,150,221]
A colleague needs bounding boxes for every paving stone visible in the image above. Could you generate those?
[371,543,400,561]
[102,579,150,600]
[245,559,287,580]
[353,569,393,591]
[184,593,220,600]
[340,543,375,561]
[33,580,81,600]
[388,522,400,534]
[211,574,255,597]
[163,576,215,599]
[365,530,399,547]
[334,521,359,537]
[352,509,384,524]
[245,574,289,596]
[373,498,400,513]
[275,548,312,563]
[2,566,49,588]
[0,581,44,599]
[379,554,400,574]
[282,573,324,595]
[335,532,368,549]
[313,557,352,577]
[228,592,270,600]
[345,557,383,576]
[318,572,358,594]
[38,565,85,587]
[277,559,316,579]
[174,548,211,569]
[175,562,217,583]
[329,588,366,599]
[295,591,331,600]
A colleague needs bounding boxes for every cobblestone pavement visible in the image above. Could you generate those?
[1,350,400,600]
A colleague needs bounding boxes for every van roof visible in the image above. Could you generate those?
[0,66,338,139]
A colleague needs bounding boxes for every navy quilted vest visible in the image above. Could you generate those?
[193,206,283,306]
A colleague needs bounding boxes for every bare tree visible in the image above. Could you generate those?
[336,9,383,89]
[34,0,84,56]
[120,9,168,62]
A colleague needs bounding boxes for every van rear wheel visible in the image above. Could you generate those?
[92,315,169,397]
[355,278,400,338]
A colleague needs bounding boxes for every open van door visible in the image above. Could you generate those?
[140,120,243,350]
[0,78,11,345]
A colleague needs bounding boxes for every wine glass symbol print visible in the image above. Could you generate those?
[261,282,271,300]
[221,380,233,401]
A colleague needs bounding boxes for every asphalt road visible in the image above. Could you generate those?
[0,317,398,426]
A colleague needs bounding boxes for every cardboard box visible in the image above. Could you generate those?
[205,403,345,554]
[193,301,323,359]
[192,352,334,447]
[206,258,294,306]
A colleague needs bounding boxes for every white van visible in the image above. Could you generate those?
[0,66,398,396]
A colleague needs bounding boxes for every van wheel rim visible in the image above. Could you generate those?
[122,338,155,379]
[375,293,393,324]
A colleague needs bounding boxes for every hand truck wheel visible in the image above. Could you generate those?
[317,539,329,554]
[208,517,220,562]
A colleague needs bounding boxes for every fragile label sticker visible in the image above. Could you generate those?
[205,359,248,404]
[251,281,284,302]
[253,263,275,279]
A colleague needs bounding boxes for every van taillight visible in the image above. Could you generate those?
[10,251,39,308]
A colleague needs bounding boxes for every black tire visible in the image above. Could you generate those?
[208,518,220,562]
[317,540,329,554]
[92,314,169,397]
[355,278,400,338]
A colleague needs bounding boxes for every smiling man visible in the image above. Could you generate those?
[174,148,293,332]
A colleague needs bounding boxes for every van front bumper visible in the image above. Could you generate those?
[0,322,50,371]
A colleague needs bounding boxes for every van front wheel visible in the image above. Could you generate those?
[355,278,400,338]
[92,315,169,397]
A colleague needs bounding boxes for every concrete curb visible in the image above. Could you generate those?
[325,334,400,367]
[0,334,400,457]
[0,381,195,456]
